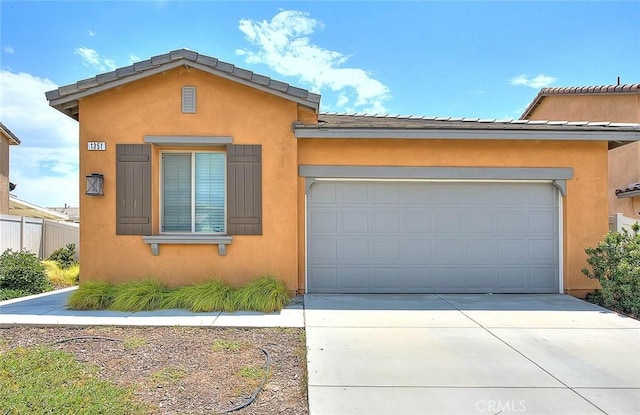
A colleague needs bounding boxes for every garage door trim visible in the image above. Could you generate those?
[302,166,569,294]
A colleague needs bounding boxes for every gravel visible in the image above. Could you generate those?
[0,326,309,415]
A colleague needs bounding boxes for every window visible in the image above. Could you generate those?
[162,152,226,233]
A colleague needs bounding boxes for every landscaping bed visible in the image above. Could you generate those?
[0,326,308,415]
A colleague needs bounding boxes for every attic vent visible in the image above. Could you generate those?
[182,86,196,113]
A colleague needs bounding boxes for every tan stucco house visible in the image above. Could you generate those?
[521,84,640,218]
[46,49,640,297]
[0,122,20,215]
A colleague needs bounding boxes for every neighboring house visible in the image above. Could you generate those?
[0,122,20,215]
[48,204,80,223]
[46,49,640,297]
[9,196,69,221]
[521,84,640,218]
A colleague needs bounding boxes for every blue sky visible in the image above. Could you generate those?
[1,1,639,208]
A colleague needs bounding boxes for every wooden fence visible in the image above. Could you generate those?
[0,214,79,260]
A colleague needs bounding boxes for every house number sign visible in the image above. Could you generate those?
[87,142,106,151]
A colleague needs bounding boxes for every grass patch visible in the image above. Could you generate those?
[233,276,291,312]
[43,260,80,287]
[150,366,186,386]
[67,281,116,310]
[123,337,146,349]
[161,279,236,312]
[211,338,247,352]
[110,279,170,312]
[0,346,151,414]
[67,276,291,313]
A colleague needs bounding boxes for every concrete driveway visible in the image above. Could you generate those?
[304,294,640,415]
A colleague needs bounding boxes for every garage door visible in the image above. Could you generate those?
[306,181,559,293]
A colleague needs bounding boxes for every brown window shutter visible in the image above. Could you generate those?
[227,144,262,235]
[116,144,151,235]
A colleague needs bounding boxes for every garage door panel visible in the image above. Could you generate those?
[371,209,401,232]
[371,240,401,263]
[308,267,338,292]
[402,209,433,233]
[467,240,498,263]
[339,209,368,232]
[402,240,434,263]
[309,183,336,204]
[339,183,369,203]
[309,208,337,233]
[338,239,368,263]
[308,238,337,263]
[337,268,369,291]
[499,268,527,290]
[307,181,559,293]
[466,211,498,234]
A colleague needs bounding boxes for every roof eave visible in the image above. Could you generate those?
[616,189,640,199]
[0,122,21,145]
[47,57,320,121]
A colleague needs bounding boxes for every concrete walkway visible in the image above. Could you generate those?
[305,294,640,415]
[2,289,639,414]
[0,287,304,328]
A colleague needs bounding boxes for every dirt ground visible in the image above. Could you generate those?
[0,326,308,415]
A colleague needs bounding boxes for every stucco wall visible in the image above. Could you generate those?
[528,94,640,123]
[79,67,302,289]
[0,135,10,215]
[297,139,609,296]
[527,93,640,219]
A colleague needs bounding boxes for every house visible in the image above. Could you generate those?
[45,49,640,297]
[0,122,21,215]
[9,196,69,221]
[521,84,640,218]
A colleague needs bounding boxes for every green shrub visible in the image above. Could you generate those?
[161,279,236,312]
[110,279,170,312]
[0,249,51,294]
[43,260,80,287]
[47,243,78,269]
[67,281,116,310]
[582,224,640,318]
[0,288,32,301]
[233,275,291,312]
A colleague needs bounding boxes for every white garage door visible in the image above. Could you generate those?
[306,181,559,293]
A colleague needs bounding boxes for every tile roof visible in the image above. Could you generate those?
[0,122,21,145]
[292,113,640,149]
[309,113,640,131]
[520,83,640,120]
[615,182,640,198]
[46,49,321,120]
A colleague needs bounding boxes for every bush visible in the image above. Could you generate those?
[582,224,640,318]
[67,276,292,313]
[42,261,80,287]
[0,249,51,295]
[0,288,32,301]
[67,281,116,310]
[47,243,78,269]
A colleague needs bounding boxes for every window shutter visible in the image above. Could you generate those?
[116,144,151,235]
[227,144,262,235]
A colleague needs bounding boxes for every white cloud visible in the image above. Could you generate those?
[3,46,14,54]
[510,74,557,89]
[236,10,391,114]
[88,30,96,36]
[74,46,116,71]
[0,70,79,207]
[129,53,141,64]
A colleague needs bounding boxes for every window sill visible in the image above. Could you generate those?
[142,235,233,256]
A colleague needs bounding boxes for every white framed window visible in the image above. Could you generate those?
[161,151,226,234]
